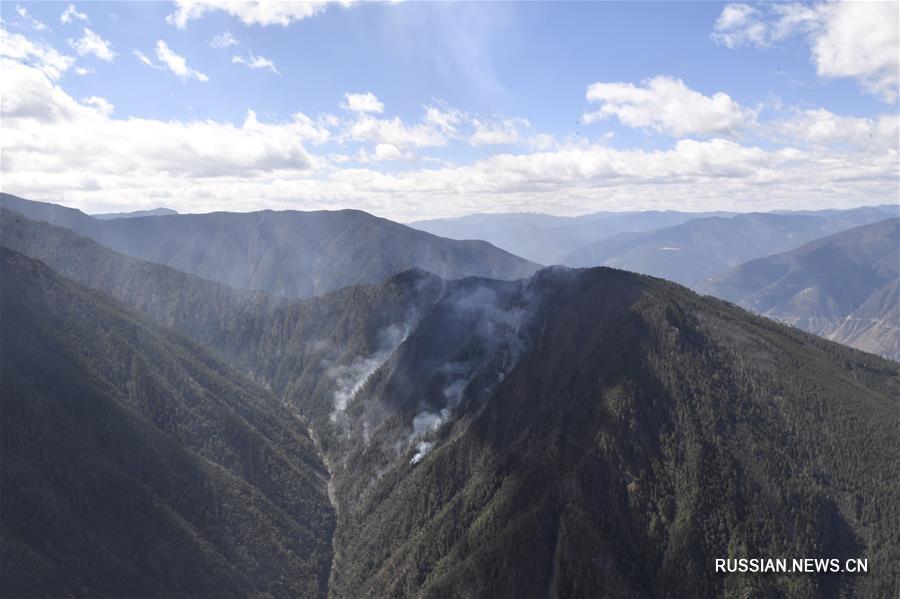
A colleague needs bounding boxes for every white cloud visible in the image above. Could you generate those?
[74,65,93,76]
[712,2,899,102]
[342,114,446,148]
[529,133,560,151]
[68,28,115,61]
[60,4,89,25]
[15,4,48,31]
[1,60,318,186]
[210,30,238,48]
[468,117,524,146]
[810,2,899,102]
[774,108,899,149]
[232,51,279,74]
[167,0,345,28]
[82,95,113,116]
[1,34,896,221]
[341,92,385,114]
[710,3,767,48]
[1,27,74,80]
[358,143,416,162]
[584,76,752,137]
[424,103,464,134]
[152,40,208,81]
[133,50,163,70]
[284,112,332,145]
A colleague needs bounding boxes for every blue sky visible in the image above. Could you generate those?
[1,1,897,219]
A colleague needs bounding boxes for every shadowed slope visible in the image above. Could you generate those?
[3,213,900,597]
[0,248,335,598]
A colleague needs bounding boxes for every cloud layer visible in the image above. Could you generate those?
[0,2,897,220]
[167,0,346,28]
[712,2,899,101]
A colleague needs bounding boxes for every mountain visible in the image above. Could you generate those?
[92,207,178,219]
[4,212,899,597]
[411,210,733,265]
[562,207,898,286]
[0,248,334,598]
[0,193,540,297]
[313,269,900,599]
[700,219,900,361]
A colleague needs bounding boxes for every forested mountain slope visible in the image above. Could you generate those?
[0,248,334,598]
[4,213,899,597]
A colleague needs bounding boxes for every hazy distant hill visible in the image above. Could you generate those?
[0,248,334,598]
[411,210,732,265]
[92,207,178,219]
[0,194,539,297]
[5,213,899,597]
[701,219,900,360]
[563,208,898,286]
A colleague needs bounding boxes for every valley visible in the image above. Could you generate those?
[2,198,899,597]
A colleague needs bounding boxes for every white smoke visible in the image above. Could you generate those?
[443,377,467,405]
[328,355,385,416]
[410,441,434,464]
[412,408,450,437]
[404,282,538,463]
[327,322,413,423]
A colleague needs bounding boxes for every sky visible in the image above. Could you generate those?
[0,1,898,221]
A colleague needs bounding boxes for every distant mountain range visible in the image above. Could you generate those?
[562,207,898,285]
[0,194,539,297]
[411,209,734,265]
[411,206,897,270]
[701,218,900,361]
[92,206,178,219]
[2,212,899,597]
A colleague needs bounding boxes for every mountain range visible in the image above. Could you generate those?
[562,208,898,286]
[412,206,897,272]
[701,218,900,361]
[2,204,899,597]
[411,209,734,265]
[0,194,539,297]
[92,207,179,219]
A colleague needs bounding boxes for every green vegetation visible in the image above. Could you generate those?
[0,249,334,597]
[2,208,899,598]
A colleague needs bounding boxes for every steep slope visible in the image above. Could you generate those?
[0,248,334,598]
[317,269,900,599]
[0,209,441,394]
[701,219,899,361]
[0,193,539,297]
[562,208,898,286]
[411,210,732,265]
[5,213,900,597]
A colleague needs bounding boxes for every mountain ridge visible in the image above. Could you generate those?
[562,208,898,285]
[0,193,540,297]
[4,214,900,596]
[700,218,900,360]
